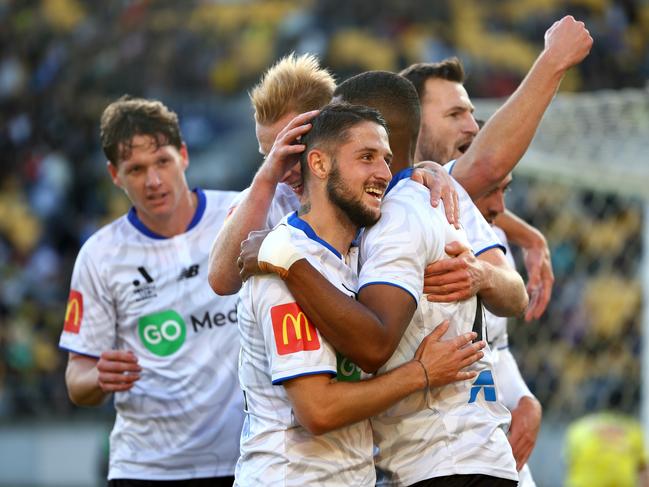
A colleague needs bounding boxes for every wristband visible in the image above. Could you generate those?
[258,224,304,279]
[414,358,430,390]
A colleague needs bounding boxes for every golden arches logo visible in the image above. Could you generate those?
[64,290,83,333]
[281,312,313,345]
[270,302,321,355]
[65,300,80,326]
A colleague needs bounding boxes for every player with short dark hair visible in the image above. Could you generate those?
[61,96,243,487]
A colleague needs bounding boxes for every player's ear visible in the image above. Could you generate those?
[307,149,329,180]
[106,161,122,189]
[179,143,189,170]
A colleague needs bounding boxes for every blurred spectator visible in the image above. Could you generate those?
[564,389,649,487]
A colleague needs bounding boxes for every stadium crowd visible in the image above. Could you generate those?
[0,0,646,434]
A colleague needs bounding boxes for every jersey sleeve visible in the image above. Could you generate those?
[444,163,505,256]
[493,346,534,411]
[253,276,337,385]
[359,181,446,304]
[59,243,116,358]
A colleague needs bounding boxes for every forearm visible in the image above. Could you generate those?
[478,260,528,317]
[288,361,425,435]
[208,174,278,295]
[453,50,566,199]
[65,355,109,407]
[284,260,395,372]
[495,210,545,249]
[494,348,534,411]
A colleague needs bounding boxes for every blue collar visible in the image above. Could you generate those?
[385,167,413,195]
[128,188,206,240]
[287,212,342,259]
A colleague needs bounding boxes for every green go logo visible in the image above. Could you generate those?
[336,352,361,382]
[138,310,186,356]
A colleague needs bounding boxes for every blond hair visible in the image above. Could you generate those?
[250,53,335,125]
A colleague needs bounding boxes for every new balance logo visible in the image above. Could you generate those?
[178,264,200,280]
[468,370,496,403]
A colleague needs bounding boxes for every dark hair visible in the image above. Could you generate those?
[300,103,387,179]
[100,95,183,165]
[333,71,420,160]
[399,57,466,98]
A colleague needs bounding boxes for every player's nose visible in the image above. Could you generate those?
[145,167,162,187]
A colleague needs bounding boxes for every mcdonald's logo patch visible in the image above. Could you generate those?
[270,302,320,355]
[64,290,83,333]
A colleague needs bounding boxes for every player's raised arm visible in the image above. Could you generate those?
[451,15,593,199]
[208,110,316,295]
[495,210,554,321]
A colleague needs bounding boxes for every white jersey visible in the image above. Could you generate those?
[235,212,374,486]
[488,227,537,487]
[59,189,244,481]
[229,182,300,230]
[359,176,517,486]
[442,162,505,256]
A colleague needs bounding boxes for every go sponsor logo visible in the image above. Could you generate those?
[138,310,186,356]
[336,352,361,382]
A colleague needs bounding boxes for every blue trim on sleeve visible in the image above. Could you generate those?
[475,243,507,257]
[287,212,342,259]
[446,160,457,174]
[358,281,418,308]
[497,345,510,350]
[385,168,413,195]
[58,345,101,359]
[272,369,336,385]
[127,188,206,239]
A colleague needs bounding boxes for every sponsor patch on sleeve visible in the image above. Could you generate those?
[64,290,83,334]
[270,302,320,355]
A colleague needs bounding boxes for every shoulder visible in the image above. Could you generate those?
[202,188,239,211]
[380,179,447,228]
[381,179,430,215]
[78,215,131,257]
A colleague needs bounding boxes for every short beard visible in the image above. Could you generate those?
[418,124,450,164]
[327,160,379,228]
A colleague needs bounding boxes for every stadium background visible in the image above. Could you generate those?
[0,1,648,485]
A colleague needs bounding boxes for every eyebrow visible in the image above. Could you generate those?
[354,146,393,158]
[445,104,474,114]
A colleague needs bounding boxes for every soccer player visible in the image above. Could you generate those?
[257,72,526,486]
[235,103,485,486]
[59,96,243,486]
[207,53,333,296]
[565,406,649,487]
[400,15,593,320]
[472,173,542,487]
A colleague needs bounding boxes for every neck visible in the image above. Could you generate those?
[299,193,357,257]
[390,144,414,174]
